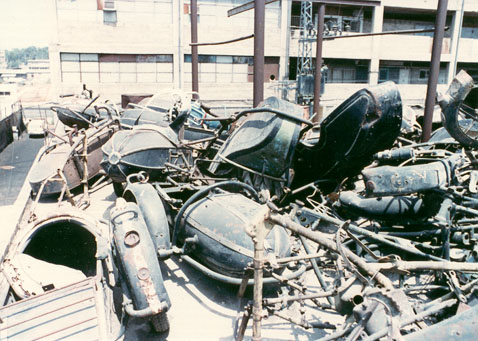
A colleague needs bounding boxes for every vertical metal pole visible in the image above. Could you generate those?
[421,0,448,142]
[451,0,465,79]
[191,0,199,95]
[313,3,325,123]
[254,0,265,107]
[252,226,265,341]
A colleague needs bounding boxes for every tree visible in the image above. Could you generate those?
[5,47,49,68]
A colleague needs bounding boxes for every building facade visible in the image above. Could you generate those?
[49,0,478,106]
[26,59,51,82]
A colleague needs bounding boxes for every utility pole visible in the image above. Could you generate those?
[191,0,199,96]
[422,0,448,142]
[313,4,325,122]
[253,0,266,107]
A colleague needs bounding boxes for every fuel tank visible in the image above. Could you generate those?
[179,192,291,278]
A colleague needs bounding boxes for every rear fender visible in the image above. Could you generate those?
[123,182,171,254]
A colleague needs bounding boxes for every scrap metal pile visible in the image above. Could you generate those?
[1,71,478,340]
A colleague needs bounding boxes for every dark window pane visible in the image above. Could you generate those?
[198,55,216,63]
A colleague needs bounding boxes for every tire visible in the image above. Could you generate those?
[151,312,170,333]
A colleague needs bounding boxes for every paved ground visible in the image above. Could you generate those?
[1,178,334,340]
[0,133,43,206]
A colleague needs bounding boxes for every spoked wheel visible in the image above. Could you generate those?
[151,312,170,333]
[451,94,478,148]
[441,77,478,148]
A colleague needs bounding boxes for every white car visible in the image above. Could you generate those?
[26,119,46,137]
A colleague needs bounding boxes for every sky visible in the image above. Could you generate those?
[0,0,55,50]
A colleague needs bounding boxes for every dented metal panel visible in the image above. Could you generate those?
[0,278,106,340]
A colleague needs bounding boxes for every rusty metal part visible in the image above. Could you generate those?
[403,299,478,340]
[235,304,252,341]
[79,131,90,208]
[298,234,334,305]
[269,309,336,330]
[1,207,108,300]
[30,119,117,196]
[439,70,477,148]
[109,199,171,324]
[364,298,457,341]
[305,209,445,261]
[361,154,463,197]
[268,212,394,289]
[251,205,269,341]
[28,168,76,222]
[263,290,337,306]
[367,260,478,273]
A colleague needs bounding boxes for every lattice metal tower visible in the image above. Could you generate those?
[296,1,316,105]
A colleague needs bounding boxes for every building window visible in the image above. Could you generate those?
[103,1,117,25]
[379,69,389,82]
[419,70,429,80]
[330,68,356,83]
[184,55,253,83]
[60,53,174,84]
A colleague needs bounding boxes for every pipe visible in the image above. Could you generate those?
[419,278,478,311]
[202,107,314,127]
[190,34,254,46]
[191,0,199,96]
[322,27,449,40]
[313,4,325,123]
[253,0,265,107]
[299,235,334,305]
[252,214,265,341]
[124,301,168,318]
[368,260,478,273]
[263,290,336,305]
[309,210,445,261]
[180,255,306,286]
[268,213,394,289]
[421,0,449,142]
